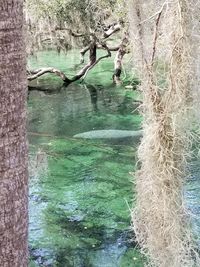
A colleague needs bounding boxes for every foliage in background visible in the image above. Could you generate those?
[25,0,127,53]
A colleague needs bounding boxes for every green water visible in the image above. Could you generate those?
[28,50,200,267]
[28,50,144,267]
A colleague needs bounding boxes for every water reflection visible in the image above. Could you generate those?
[28,83,200,267]
[86,84,98,112]
[28,83,143,267]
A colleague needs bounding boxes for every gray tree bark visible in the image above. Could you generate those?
[113,35,129,85]
[0,0,28,266]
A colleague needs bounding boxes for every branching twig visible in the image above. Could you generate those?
[151,7,164,64]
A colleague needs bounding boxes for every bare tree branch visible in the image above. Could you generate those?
[55,27,88,37]
[27,67,70,82]
[103,23,121,39]
[82,44,111,80]
[28,41,111,85]
[80,45,90,63]
[80,22,122,63]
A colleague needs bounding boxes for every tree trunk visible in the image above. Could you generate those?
[113,35,129,85]
[0,1,28,266]
[71,42,97,81]
[113,50,124,85]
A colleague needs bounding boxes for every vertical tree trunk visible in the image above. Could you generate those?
[113,49,125,85]
[113,35,128,85]
[0,1,28,266]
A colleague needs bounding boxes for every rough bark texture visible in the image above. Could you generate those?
[0,1,28,266]
[113,35,129,85]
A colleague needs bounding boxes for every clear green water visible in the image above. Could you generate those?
[28,50,200,267]
[28,50,144,267]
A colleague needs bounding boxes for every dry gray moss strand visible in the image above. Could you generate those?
[128,0,200,266]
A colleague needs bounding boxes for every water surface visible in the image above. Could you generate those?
[28,50,200,267]
[28,51,144,267]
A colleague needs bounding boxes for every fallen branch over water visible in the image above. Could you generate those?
[28,42,111,85]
